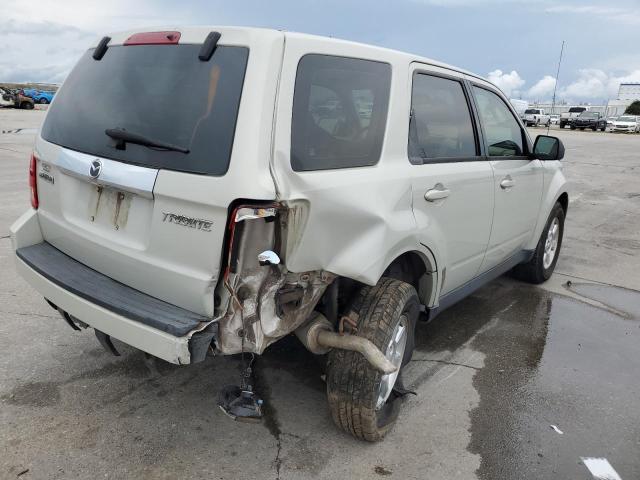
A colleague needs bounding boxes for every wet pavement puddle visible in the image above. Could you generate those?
[412,278,640,479]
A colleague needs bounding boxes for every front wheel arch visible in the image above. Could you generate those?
[557,192,569,215]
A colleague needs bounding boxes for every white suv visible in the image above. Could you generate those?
[11,27,568,441]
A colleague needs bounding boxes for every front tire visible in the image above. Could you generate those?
[512,202,565,284]
[326,278,419,441]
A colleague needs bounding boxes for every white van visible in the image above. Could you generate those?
[11,27,568,441]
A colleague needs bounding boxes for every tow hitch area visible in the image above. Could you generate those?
[218,385,263,423]
[218,355,263,423]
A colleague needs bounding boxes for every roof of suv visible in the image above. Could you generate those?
[94,26,488,85]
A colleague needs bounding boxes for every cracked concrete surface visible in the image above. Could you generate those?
[1,112,639,479]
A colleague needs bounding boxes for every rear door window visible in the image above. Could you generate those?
[472,86,525,157]
[409,73,478,162]
[291,55,391,171]
[41,45,249,175]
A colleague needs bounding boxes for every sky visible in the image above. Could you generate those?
[1,0,639,103]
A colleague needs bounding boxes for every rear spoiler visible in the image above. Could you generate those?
[92,31,221,62]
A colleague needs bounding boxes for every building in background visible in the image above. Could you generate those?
[606,83,640,116]
[617,83,640,101]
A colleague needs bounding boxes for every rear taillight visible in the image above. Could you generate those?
[29,152,38,209]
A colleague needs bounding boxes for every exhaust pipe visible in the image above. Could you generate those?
[295,313,398,374]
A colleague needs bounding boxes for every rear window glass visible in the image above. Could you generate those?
[291,54,391,171]
[41,45,249,175]
[569,107,586,113]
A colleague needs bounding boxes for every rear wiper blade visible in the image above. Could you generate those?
[105,128,189,154]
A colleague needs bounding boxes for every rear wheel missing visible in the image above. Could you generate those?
[326,278,419,441]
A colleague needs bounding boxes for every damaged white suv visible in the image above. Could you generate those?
[11,27,568,441]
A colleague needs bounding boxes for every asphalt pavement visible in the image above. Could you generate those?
[0,110,638,479]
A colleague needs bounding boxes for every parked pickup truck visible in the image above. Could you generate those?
[523,108,550,127]
[559,106,588,128]
[571,111,607,131]
[10,26,569,442]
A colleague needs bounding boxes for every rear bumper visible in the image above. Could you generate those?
[10,210,216,365]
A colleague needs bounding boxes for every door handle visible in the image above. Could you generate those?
[425,184,451,202]
[500,176,515,189]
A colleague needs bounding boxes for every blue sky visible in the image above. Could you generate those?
[2,0,639,103]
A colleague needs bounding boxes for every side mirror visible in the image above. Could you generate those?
[533,135,564,161]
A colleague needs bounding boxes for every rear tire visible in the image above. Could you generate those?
[570,125,576,130]
[326,278,419,442]
[39,98,47,104]
[512,202,565,284]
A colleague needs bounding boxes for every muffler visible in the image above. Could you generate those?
[295,312,397,374]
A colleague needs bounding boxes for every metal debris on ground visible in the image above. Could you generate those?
[550,424,564,434]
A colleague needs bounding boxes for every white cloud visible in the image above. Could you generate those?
[487,69,525,97]
[415,0,539,5]
[489,68,640,102]
[0,1,202,83]
[545,5,640,26]
[1,0,184,32]
[527,75,556,99]
[560,69,640,100]
[0,19,88,83]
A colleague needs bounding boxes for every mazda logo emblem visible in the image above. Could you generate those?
[89,159,102,179]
